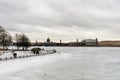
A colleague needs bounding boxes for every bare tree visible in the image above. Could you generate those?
[15,34,31,50]
[0,26,12,50]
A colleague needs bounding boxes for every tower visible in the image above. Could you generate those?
[96,38,98,46]
[76,38,79,43]
[60,39,62,44]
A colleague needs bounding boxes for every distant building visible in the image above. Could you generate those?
[98,41,120,46]
[47,37,50,43]
[68,38,81,46]
[44,38,58,46]
[81,38,98,46]
[68,42,82,46]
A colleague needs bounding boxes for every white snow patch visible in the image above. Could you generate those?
[0,51,33,58]
[0,52,71,74]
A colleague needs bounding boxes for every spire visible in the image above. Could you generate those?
[76,38,79,43]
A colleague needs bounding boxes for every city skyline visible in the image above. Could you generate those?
[1,0,120,42]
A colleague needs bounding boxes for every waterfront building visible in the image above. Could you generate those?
[81,38,98,46]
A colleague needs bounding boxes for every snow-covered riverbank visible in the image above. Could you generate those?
[0,50,57,61]
[0,52,71,80]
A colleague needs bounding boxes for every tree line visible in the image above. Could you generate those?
[0,26,31,50]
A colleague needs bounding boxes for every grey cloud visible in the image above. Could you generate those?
[0,0,120,41]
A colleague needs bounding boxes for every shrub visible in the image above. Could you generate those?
[31,48,41,54]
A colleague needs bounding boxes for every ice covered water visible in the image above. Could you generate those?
[1,47,120,80]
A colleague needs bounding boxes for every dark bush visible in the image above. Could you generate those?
[31,48,41,54]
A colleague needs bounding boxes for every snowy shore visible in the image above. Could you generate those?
[0,50,56,61]
[0,51,71,80]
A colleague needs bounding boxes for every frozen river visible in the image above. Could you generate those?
[1,47,120,80]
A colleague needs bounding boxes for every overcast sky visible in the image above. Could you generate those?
[0,0,120,42]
